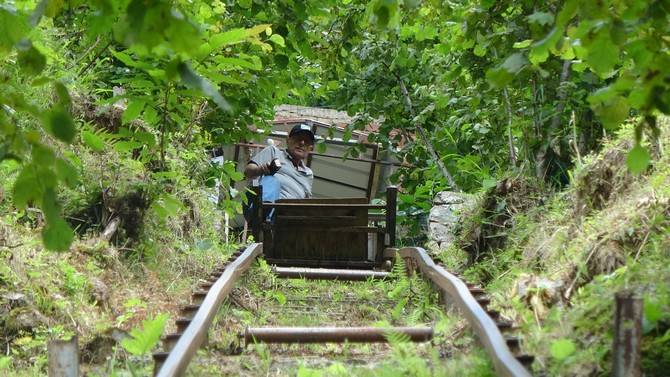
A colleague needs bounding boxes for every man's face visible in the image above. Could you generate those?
[286,133,314,161]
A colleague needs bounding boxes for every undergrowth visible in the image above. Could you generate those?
[0,136,236,375]
[441,119,670,376]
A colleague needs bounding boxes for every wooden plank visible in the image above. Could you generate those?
[273,215,357,221]
[273,225,385,233]
[366,144,379,200]
[385,186,397,247]
[265,258,379,269]
[264,203,385,209]
[276,198,368,204]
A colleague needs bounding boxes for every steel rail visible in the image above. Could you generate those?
[243,326,433,344]
[398,247,531,377]
[273,267,390,281]
[156,243,262,377]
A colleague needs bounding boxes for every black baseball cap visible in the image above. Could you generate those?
[289,124,315,142]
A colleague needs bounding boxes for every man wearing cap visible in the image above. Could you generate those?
[244,124,315,200]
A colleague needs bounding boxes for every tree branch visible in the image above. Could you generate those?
[394,72,460,191]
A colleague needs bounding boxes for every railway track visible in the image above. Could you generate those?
[152,243,534,376]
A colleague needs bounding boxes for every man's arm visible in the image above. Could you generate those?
[245,146,281,179]
[244,162,271,179]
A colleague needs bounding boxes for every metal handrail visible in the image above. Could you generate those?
[156,243,263,377]
[398,247,531,377]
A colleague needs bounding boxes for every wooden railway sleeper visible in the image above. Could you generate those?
[180,305,200,320]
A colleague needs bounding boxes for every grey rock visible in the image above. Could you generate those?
[433,191,467,206]
[2,292,27,306]
[9,307,49,331]
[428,222,456,248]
[429,205,461,225]
[427,191,475,250]
[515,275,564,303]
[90,277,109,304]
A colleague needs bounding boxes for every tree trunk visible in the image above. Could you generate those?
[536,60,572,179]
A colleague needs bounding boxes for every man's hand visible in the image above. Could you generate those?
[245,158,281,178]
[260,158,281,175]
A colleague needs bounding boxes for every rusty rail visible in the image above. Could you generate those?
[155,243,262,377]
[243,326,433,344]
[398,247,531,377]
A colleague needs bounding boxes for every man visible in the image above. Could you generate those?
[244,124,315,200]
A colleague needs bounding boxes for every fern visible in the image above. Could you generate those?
[384,328,412,345]
[390,253,408,278]
[121,313,169,356]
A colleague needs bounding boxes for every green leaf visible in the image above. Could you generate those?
[586,29,619,78]
[111,50,146,69]
[529,28,560,65]
[17,43,46,76]
[54,81,71,108]
[216,57,262,71]
[316,140,327,154]
[41,188,74,251]
[273,291,287,305]
[114,140,142,153]
[82,130,104,152]
[626,144,650,174]
[556,0,579,27]
[550,338,576,361]
[211,28,247,48]
[42,217,74,251]
[501,53,527,74]
[121,314,169,356]
[373,3,391,28]
[55,158,78,188]
[0,7,29,53]
[178,62,232,112]
[13,167,40,209]
[122,100,145,124]
[486,53,527,88]
[274,54,289,68]
[237,0,252,9]
[513,39,532,49]
[644,299,663,325]
[473,44,486,57]
[46,109,76,143]
[143,105,159,125]
[592,95,629,130]
[246,24,272,37]
[269,34,285,47]
[152,194,184,219]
